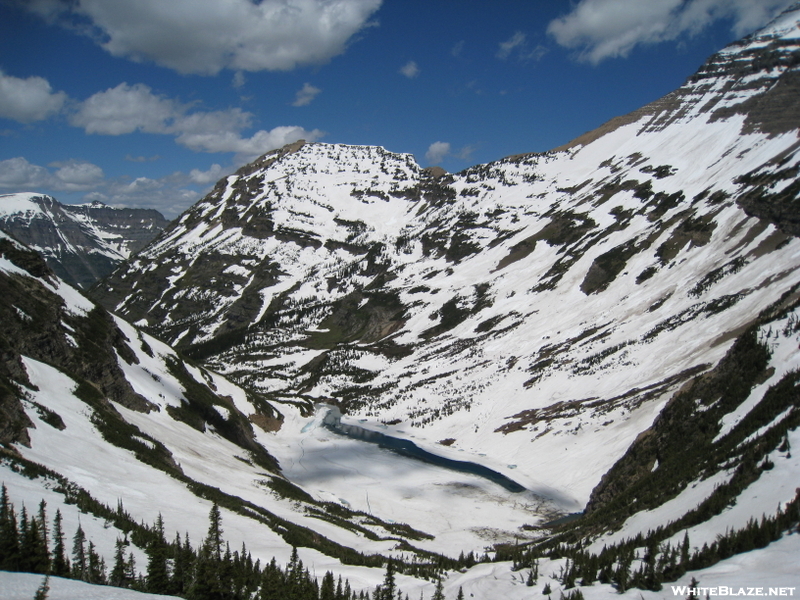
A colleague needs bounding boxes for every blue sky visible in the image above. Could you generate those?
[0,0,794,216]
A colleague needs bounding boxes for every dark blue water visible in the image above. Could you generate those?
[321,407,526,493]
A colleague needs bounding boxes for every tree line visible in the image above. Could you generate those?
[0,483,463,600]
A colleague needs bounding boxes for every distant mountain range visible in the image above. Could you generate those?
[1,5,800,599]
[0,193,168,288]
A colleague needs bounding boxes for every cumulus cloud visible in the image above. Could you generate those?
[0,157,104,192]
[0,155,217,216]
[176,125,324,163]
[400,60,420,78]
[292,83,322,107]
[70,82,323,161]
[0,157,51,188]
[425,141,451,165]
[51,160,105,190]
[25,0,383,75]
[0,71,67,123]
[70,82,178,134]
[189,163,226,185]
[548,0,795,64]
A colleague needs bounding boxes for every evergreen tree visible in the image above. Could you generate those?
[18,505,31,570]
[33,575,50,600]
[71,524,87,581]
[111,536,129,587]
[0,484,20,571]
[50,510,69,577]
[171,532,193,596]
[321,571,337,600]
[258,556,285,600]
[34,500,50,574]
[456,586,465,600]
[146,513,170,594]
[87,541,106,584]
[379,559,396,600]
[206,503,224,561]
[431,576,445,600]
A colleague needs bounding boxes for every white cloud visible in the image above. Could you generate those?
[496,31,548,62]
[51,160,105,190]
[497,32,527,59]
[425,141,451,165]
[0,71,67,123]
[175,125,324,163]
[0,157,104,192]
[292,83,322,107]
[70,82,323,161]
[232,71,247,89]
[400,60,420,78]
[547,0,795,64]
[0,155,212,216]
[29,0,383,76]
[0,157,51,188]
[189,163,226,185]
[70,83,178,135]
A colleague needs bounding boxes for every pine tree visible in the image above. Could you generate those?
[71,524,87,581]
[87,541,106,584]
[456,586,464,600]
[33,575,50,600]
[321,571,337,600]
[0,484,19,571]
[379,559,396,600]
[146,513,170,594]
[50,510,69,577]
[171,532,193,596]
[111,537,129,587]
[431,576,445,600]
[206,503,224,561]
[34,500,50,574]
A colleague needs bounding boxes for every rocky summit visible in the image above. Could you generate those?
[2,6,800,600]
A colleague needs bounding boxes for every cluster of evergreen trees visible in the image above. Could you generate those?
[1,484,480,600]
[506,489,800,594]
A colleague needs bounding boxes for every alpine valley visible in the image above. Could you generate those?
[2,6,800,600]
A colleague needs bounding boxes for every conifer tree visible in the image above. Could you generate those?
[146,513,170,594]
[87,540,106,584]
[33,575,50,600]
[456,586,465,600]
[321,571,336,600]
[431,576,445,600]
[379,559,397,600]
[71,524,87,581]
[50,509,69,577]
[111,537,129,587]
[206,503,224,561]
[171,532,193,596]
[35,500,50,574]
[0,484,19,570]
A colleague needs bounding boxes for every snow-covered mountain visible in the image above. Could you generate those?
[0,193,168,289]
[95,3,800,515]
[2,5,800,600]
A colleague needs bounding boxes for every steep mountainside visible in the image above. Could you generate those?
[0,193,168,288]
[95,6,800,510]
[1,6,800,600]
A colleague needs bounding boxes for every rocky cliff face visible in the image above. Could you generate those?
[0,193,168,288]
